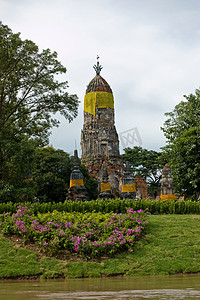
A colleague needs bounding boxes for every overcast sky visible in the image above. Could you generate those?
[1,0,200,154]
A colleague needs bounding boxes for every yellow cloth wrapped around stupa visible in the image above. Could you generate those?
[101,182,111,192]
[84,92,114,116]
[70,179,84,187]
[160,194,177,201]
[122,183,136,193]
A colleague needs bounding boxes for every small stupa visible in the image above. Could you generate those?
[120,161,136,200]
[160,163,177,201]
[98,165,113,199]
[66,150,90,201]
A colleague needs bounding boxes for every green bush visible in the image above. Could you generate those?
[0,199,200,215]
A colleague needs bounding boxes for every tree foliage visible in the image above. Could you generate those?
[33,147,98,202]
[122,146,166,196]
[32,146,73,202]
[161,91,200,199]
[0,22,79,184]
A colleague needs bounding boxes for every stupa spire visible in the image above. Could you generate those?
[93,55,103,75]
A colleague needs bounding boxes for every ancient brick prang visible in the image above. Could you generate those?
[81,58,124,196]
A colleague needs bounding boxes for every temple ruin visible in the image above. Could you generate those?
[79,57,148,199]
[81,56,124,196]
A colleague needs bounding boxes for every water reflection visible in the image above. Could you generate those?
[1,275,200,300]
[34,289,200,299]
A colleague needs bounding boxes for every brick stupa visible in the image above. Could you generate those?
[66,150,90,201]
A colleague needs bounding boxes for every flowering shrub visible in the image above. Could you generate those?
[0,206,149,258]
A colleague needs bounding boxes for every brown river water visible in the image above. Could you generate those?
[1,275,200,299]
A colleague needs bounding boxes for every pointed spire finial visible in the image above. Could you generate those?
[93,55,103,75]
[73,149,79,169]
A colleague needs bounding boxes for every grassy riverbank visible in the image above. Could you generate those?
[1,214,200,279]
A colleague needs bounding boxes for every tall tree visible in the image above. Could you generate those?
[161,90,200,200]
[0,22,79,184]
[122,146,165,196]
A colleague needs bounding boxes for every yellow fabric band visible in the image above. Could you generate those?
[84,92,114,116]
[70,179,84,187]
[97,92,114,109]
[122,183,136,193]
[160,194,177,201]
[84,92,96,116]
[101,182,111,192]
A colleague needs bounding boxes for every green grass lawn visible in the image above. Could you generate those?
[0,237,41,278]
[1,214,200,279]
[123,214,200,276]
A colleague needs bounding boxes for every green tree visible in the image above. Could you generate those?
[0,22,79,187]
[122,146,165,196]
[32,147,98,202]
[33,146,73,202]
[161,90,200,200]
[0,136,39,203]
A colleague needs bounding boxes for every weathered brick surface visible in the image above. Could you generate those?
[83,157,124,197]
[66,186,90,201]
[86,75,112,93]
[134,177,148,199]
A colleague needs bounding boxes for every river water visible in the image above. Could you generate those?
[1,275,200,299]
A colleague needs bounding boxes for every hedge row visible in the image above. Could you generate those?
[0,198,200,215]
